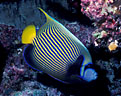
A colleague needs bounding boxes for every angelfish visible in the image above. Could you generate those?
[22,8,97,83]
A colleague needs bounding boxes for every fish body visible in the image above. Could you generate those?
[22,8,97,83]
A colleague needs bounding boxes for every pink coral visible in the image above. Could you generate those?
[80,0,121,49]
[81,0,114,20]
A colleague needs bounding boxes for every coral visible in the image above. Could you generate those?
[0,24,63,96]
[96,58,121,95]
[80,0,121,95]
[0,51,63,96]
[10,81,62,96]
[81,0,114,20]
[81,0,121,51]
[0,0,121,95]
[108,40,118,51]
[65,22,95,47]
[0,24,21,50]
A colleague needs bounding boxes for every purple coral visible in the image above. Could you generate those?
[65,22,95,47]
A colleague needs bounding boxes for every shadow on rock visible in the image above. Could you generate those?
[0,43,8,83]
[45,0,94,26]
[36,67,110,96]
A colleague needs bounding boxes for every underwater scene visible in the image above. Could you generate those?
[0,0,121,96]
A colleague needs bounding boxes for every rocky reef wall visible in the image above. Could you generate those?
[0,0,69,29]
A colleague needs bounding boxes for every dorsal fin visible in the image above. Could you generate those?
[38,8,53,22]
[37,8,59,36]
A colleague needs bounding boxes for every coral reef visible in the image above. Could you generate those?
[0,19,121,96]
[0,24,63,96]
[10,81,62,96]
[80,0,121,95]
[65,22,95,47]
[81,0,121,51]
[96,58,121,96]
[0,0,121,96]
[0,24,21,50]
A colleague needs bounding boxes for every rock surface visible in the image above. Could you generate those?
[0,0,69,29]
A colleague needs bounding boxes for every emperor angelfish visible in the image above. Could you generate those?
[22,8,97,83]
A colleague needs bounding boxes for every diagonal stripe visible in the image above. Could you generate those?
[34,38,59,72]
[58,24,80,52]
[34,48,58,73]
[41,29,66,64]
[52,25,75,62]
[51,26,73,61]
[44,29,67,64]
[34,31,67,73]
[40,33,66,70]
[31,22,82,75]
[47,25,68,63]
[33,49,48,70]
[49,26,70,63]
[55,25,79,58]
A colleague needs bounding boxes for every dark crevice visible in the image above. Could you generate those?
[0,0,20,3]
[45,0,94,26]
[0,43,8,83]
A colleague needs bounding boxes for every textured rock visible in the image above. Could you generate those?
[0,0,69,29]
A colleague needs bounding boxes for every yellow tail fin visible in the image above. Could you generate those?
[22,25,36,44]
